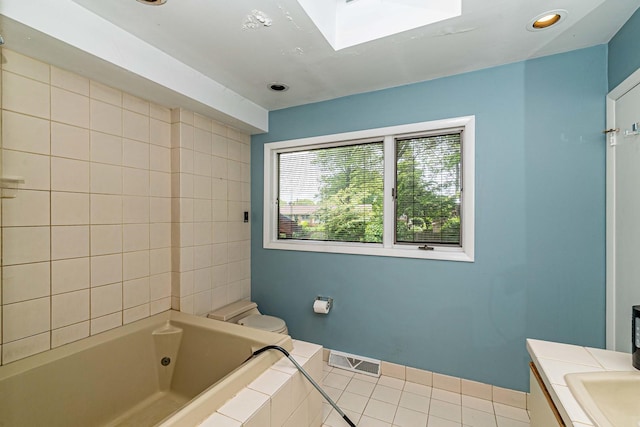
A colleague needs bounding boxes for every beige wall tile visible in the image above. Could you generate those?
[90,312,122,335]
[150,145,171,172]
[150,118,171,147]
[91,254,122,287]
[228,140,242,162]
[51,66,89,96]
[123,138,150,170]
[52,289,90,329]
[123,223,149,252]
[2,226,50,265]
[91,225,123,256]
[123,167,149,196]
[2,50,49,83]
[2,262,50,304]
[150,273,171,300]
[212,178,228,200]
[150,297,171,315]
[150,103,171,123]
[2,189,49,226]
[124,304,150,324]
[433,373,461,393]
[51,225,90,260]
[150,248,171,275]
[91,163,122,194]
[3,297,50,342]
[123,277,150,309]
[194,128,212,154]
[90,131,122,165]
[2,332,50,364]
[2,150,50,190]
[150,222,171,249]
[149,198,171,224]
[90,99,122,136]
[91,194,123,224]
[51,122,90,160]
[2,71,50,119]
[123,110,149,142]
[51,321,90,348]
[193,113,212,131]
[212,156,228,179]
[123,93,149,115]
[51,157,90,192]
[91,282,122,318]
[123,250,150,281]
[90,81,122,106]
[150,172,171,197]
[212,134,228,158]
[51,87,90,128]
[461,379,492,400]
[194,153,212,176]
[2,110,50,154]
[123,196,150,223]
[52,257,90,294]
[492,386,527,409]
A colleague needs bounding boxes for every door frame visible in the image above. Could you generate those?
[606,67,640,350]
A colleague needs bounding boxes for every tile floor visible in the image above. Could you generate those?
[321,363,531,427]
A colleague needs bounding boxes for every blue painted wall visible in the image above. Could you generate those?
[608,7,640,91]
[251,46,607,391]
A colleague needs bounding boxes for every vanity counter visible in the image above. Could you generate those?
[526,339,635,426]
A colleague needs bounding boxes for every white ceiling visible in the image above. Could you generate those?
[1,0,639,132]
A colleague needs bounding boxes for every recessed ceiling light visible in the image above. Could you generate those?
[527,10,567,31]
[269,83,289,92]
[136,0,167,5]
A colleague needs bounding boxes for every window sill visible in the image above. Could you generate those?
[263,240,474,262]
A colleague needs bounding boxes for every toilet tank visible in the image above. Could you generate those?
[207,301,261,324]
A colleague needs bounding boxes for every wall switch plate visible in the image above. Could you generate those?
[244,211,249,223]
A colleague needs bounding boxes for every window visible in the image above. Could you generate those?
[263,116,474,261]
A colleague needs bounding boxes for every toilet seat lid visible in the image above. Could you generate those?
[238,314,286,332]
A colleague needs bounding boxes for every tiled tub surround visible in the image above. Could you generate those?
[0,310,291,427]
[0,48,251,364]
[527,339,635,426]
[198,339,324,427]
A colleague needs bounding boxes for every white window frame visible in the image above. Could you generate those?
[263,116,475,262]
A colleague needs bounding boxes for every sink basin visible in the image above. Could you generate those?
[565,371,640,427]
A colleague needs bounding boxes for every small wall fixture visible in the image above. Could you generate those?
[527,10,567,31]
[269,83,289,92]
[136,0,167,5]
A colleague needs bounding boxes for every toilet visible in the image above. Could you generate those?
[207,300,288,334]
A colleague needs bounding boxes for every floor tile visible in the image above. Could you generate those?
[393,406,429,427]
[495,416,530,427]
[321,376,529,427]
[462,396,494,414]
[379,375,406,390]
[325,372,352,390]
[462,407,497,427]
[429,400,462,423]
[346,378,377,397]
[359,415,393,426]
[427,415,463,427]
[363,399,398,423]
[338,391,369,413]
[492,403,529,423]
[399,391,430,413]
[432,389,462,405]
[372,384,403,405]
[404,382,432,397]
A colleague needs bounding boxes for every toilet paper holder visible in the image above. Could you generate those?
[315,296,333,311]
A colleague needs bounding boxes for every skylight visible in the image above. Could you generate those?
[296,0,462,50]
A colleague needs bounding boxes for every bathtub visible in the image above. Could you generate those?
[0,310,292,427]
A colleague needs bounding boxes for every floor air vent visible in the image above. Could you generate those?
[328,350,381,377]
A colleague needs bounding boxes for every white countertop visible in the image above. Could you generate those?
[526,339,636,427]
